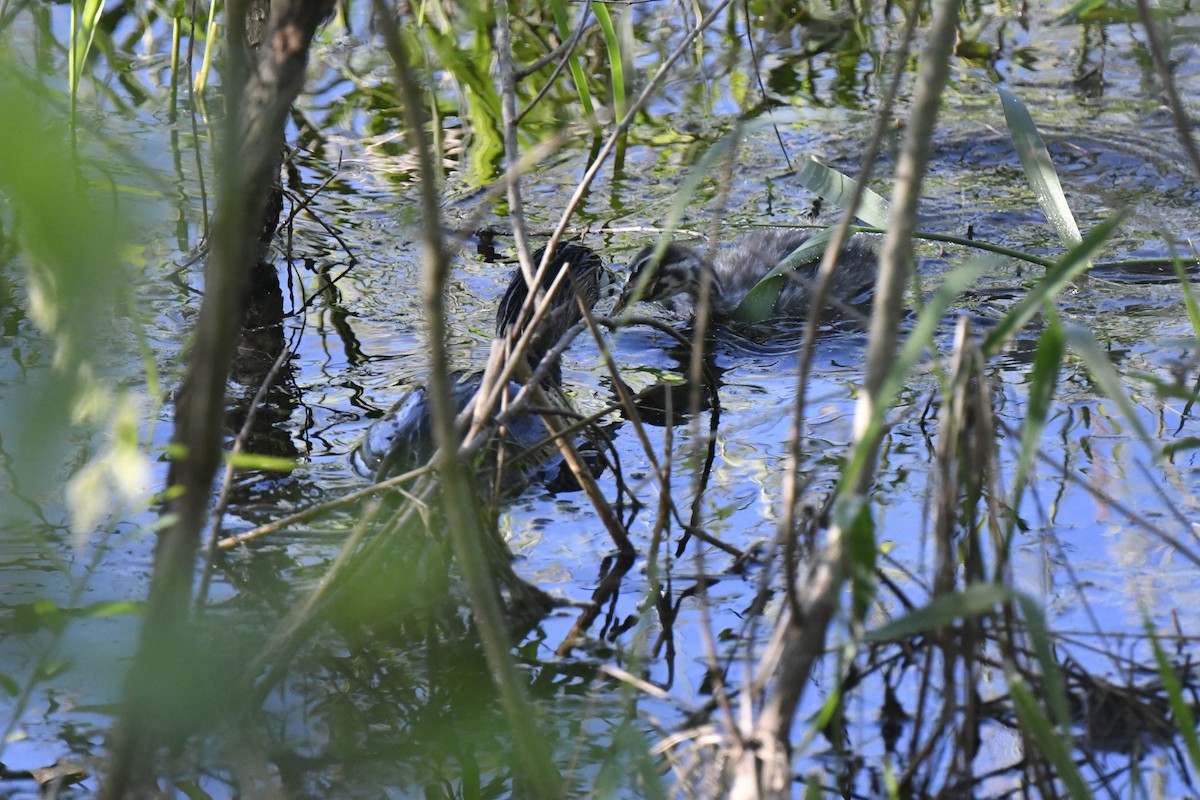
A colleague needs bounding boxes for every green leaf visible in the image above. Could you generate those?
[1016,316,1063,483]
[1171,248,1200,343]
[1163,437,1200,457]
[1063,324,1157,455]
[78,601,142,617]
[1015,592,1071,730]
[981,210,1126,357]
[1008,676,1092,800]
[1056,0,1142,25]
[839,497,876,627]
[224,452,298,472]
[549,0,596,119]
[594,3,625,121]
[732,228,835,322]
[840,256,990,488]
[795,158,891,229]
[864,583,1011,642]
[1147,621,1200,777]
[999,87,1082,250]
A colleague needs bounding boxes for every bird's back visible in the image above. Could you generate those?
[712,229,876,318]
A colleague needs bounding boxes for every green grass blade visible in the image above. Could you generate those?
[1014,592,1071,729]
[69,0,105,110]
[981,210,1126,356]
[864,583,1011,642]
[593,3,625,121]
[1056,0,1143,25]
[841,256,990,486]
[225,452,298,472]
[1147,620,1200,775]
[838,496,876,628]
[548,0,596,119]
[1062,323,1156,453]
[999,87,1082,249]
[732,227,835,322]
[1171,247,1200,341]
[618,131,742,305]
[1008,676,1093,800]
[1001,316,1063,573]
[193,0,221,94]
[1009,593,1085,797]
[794,157,891,229]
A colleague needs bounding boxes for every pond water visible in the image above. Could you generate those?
[2,0,1200,796]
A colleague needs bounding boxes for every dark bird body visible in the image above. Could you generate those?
[354,242,603,482]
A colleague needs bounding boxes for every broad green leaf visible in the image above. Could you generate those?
[1063,324,1156,455]
[1009,676,1092,800]
[732,228,835,322]
[999,87,1082,249]
[981,210,1125,356]
[864,583,1011,642]
[795,158,891,229]
[1148,621,1200,777]
[225,452,298,472]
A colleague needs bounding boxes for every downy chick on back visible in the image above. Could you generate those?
[618,228,876,321]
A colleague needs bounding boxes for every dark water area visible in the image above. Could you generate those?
[2,0,1200,796]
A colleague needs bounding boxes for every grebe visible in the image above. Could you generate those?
[618,228,876,320]
[355,242,603,481]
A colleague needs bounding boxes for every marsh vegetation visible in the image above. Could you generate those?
[2,0,1200,797]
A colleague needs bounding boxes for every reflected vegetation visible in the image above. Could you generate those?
[2,0,1200,796]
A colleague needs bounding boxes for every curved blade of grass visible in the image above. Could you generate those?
[981,209,1126,357]
[840,256,990,487]
[593,2,625,121]
[193,0,220,94]
[863,583,1011,642]
[1009,594,1085,799]
[732,227,835,322]
[1001,316,1063,573]
[1056,0,1145,25]
[69,0,106,109]
[732,159,890,321]
[795,157,891,229]
[1147,620,1200,776]
[999,87,1082,250]
[1172,248,1200,340]
[1014,591,1071,729]
[1008,677,1092,800]
[836,496,876,627]
[549,0,596,120]
[1063,323,1156,453]
[1017,316,1063,480]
